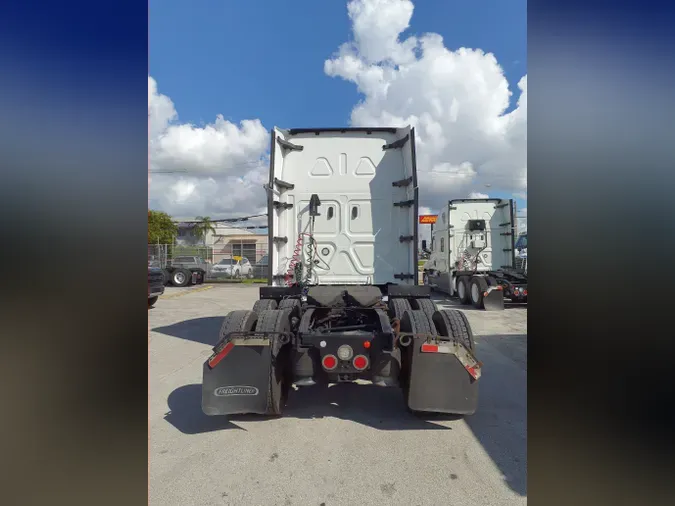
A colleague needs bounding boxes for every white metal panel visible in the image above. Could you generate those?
[447,199,513,272]
[269,127,415,286]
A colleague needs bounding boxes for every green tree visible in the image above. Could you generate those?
[148,210,177,244]
[193,216,216,243]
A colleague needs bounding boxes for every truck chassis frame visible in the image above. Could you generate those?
[425,268,527,311]
[202,285,481,418]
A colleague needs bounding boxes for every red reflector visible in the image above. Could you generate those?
[523,290,528,296]
[208,341,234,368]
[363,340,371,349]
[421,343,439,353]
[465,365,479,379]
[322,354,337,370]
[353,355,368,370]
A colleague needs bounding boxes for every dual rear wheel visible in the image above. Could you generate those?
[457,275,500,309]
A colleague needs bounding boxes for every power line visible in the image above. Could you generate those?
[150,159,269,177]
[175,213,268,224]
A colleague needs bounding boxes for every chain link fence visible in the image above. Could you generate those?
[148,241,270,283]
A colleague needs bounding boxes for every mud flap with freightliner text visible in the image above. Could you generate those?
[202,331,288,416]
[405,335,481,415]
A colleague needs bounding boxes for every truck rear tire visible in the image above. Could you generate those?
[218,309,259,341]
[389,298,412,321]
[469,276,488,309]
[400,309,437,335]
[410,298,437,319]
[171,268,191,287]
[278,298,301,317]
[252,299,278,313]
[148,296,158,307]
[432,309,475,352]
[256,309,293,415]
[457,276,472,305]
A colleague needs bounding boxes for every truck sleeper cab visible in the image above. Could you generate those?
[201,127,482,418]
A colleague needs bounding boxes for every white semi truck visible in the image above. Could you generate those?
[201,127,482,417]
[422,198,528,310]
[515,231,527,273]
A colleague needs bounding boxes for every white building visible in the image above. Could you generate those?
[173,219,268,262]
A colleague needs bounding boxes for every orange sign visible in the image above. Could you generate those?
[419,215,438,224]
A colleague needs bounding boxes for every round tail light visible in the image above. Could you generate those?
[353,355,369,371]
[322,354,338,371]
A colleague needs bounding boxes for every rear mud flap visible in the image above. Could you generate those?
[202,337,276,416]
[482,289,504,311]
[406,341,479,415]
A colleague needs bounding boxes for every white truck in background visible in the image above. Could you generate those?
[422,198,528,310]
[515,231,527,273]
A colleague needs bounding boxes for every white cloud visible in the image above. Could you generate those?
[149,0,527,219]
[325,0,527,211]
[467,192,489,199]
[148,76,269,218]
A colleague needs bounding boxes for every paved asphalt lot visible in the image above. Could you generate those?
[150,284,526,506]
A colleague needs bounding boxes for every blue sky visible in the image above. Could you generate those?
[150,0,526,128]
[149,0,527,220]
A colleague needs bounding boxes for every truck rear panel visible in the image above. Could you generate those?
[267,127,418,286]
[446,198,515,272]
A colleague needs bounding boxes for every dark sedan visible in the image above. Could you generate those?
[252,255,269,279]
[148,266,165,307]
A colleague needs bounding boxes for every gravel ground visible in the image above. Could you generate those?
[150,284,526,506]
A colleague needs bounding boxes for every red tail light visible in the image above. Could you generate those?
[420,343,439,353]
[208,341,235,368]
[322,354,338,370]
[353,355,369,371]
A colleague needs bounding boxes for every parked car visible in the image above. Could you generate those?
[148,267,165,307]
[210,256,253,278]
[252,254,269,279]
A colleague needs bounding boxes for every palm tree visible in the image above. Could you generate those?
[193,216,216,244]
